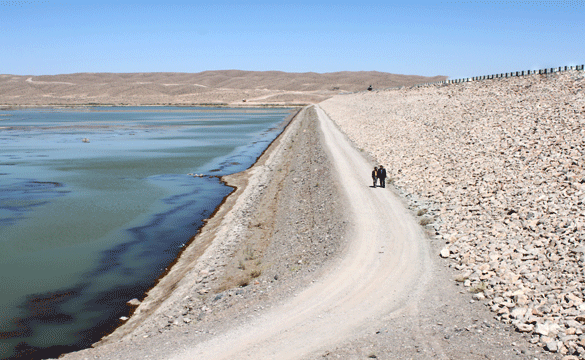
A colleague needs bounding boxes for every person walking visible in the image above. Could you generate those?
[372,166,378,187]
[377,165,387,188]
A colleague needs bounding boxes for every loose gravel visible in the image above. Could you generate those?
[320,70,585,358]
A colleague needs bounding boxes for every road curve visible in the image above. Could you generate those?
[170,105,432,360]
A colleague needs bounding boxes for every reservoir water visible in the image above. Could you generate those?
[0,106,293,360]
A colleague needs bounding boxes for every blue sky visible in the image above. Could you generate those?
[1,1,583,79]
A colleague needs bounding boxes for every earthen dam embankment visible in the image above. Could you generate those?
[320,69,585,356]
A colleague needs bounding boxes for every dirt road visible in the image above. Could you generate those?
[56,105,556,360]
[167,105,431,359]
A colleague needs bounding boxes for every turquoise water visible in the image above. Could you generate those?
[0,107,292,359]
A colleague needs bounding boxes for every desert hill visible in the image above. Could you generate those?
[0,70,447,106]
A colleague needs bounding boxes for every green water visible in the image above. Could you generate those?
[0,106,293,359]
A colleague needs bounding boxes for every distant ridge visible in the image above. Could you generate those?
[0,70,447,106]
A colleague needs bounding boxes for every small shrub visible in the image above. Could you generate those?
[238,277,250,287]
[243,245,255,261]
[454,275,468,283]
[250,269,261,278]
[419,217,433,226]
[417,208,428,216]
[238,259,246,270]
[469,282,487,293]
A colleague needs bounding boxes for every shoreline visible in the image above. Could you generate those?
[91,107,302,346]
[0,106,302,360]
[58,104,353,359]
[54,99,564,360]
[0,103,309,109]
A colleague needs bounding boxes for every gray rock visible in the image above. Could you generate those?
[545,340,559,352]
[516,323,534,333]
[510,307,528,319]
[472,292,486,301]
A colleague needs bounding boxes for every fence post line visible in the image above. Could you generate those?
[441,64,582,86]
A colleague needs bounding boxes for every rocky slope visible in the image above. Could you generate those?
[320,69,585,358]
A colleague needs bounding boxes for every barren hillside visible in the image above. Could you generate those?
[0,70,446,106]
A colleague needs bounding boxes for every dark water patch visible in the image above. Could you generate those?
[29,180,63,188]
[7,342,80,360]
[1,282,150,360]
[0,179,68,226]
[83,283,149,313]
[90,179,229,280]
[88,241,133,277]
[18,288,79,325]
[0,285,85,359]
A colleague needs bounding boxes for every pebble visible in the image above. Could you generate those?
[516,323,534,333]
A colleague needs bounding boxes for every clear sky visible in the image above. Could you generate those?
[1,0,584,79]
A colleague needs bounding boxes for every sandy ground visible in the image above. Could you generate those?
[54,105,561,360]
[0,71,446,107]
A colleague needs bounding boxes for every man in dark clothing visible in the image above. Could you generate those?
[372,166,378,187]
[377,165,387,188]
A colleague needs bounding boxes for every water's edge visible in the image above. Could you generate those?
[90,107,302,347]
[0,106,300,360]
